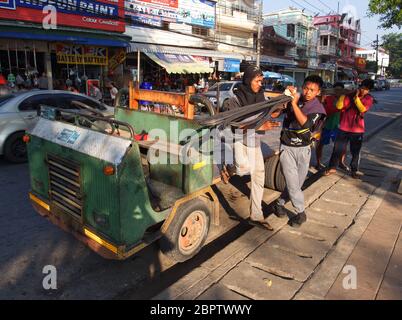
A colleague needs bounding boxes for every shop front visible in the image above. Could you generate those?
[125,43,244,92]
[0,0,128,99]
[0,38,48,89]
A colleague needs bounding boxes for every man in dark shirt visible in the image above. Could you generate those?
[219,65,280,230]
[272,75,326,227]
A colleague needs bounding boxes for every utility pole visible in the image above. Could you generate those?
[334,1,340,82]
[374,34,379,75]
[256,0,263,68]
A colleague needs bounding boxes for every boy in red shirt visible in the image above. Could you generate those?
[315,82,348,170]
[324,79,374,178]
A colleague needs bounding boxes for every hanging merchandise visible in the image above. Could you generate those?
[24,47,28,77]
[33,74,39,88]
[15,41,19,72]
[33,42,38,74]
[7,44,12,74]
[7,45,15,87]
[73,54,80,89]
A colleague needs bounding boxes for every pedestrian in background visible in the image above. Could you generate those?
[38,72,48,90]
[315,82,348,170]
[272,75,326,227]
[324,79,374,179]
[106,81,118,106]
[90,82,102,101]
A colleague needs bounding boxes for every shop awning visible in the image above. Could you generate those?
[0,23,130,47]
[145,52,213,74]
[128,43,245,61]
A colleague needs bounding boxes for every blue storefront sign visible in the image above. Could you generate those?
[224,58,240,73]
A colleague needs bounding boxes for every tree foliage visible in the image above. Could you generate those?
[368,0,402,29]
[381,33,402,77]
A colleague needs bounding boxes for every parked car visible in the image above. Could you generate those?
[0,90,114,163]
[373,80,383,91]
[379,79,391,90]
[322,82,333,89]
[203,81,241,110]
[340,80,357,90]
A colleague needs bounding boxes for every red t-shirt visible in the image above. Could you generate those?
[339,94,373,133]
[323,96,339,117]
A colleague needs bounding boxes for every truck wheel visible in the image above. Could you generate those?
[4,132,27,163]
[189,94,215,116]
[159,198,211,263]
[275,161,287,192]
[264,154,279,190]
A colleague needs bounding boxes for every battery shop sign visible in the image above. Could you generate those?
[56,44,108,65]
[0,0,125,32]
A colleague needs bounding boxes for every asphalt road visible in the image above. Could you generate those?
[0,88,401,299]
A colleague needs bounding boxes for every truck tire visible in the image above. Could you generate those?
[159,198,211,263]
[275,160,287,193]
[4,132,27,163]
[189,94,215,116]
[264,154,279,190]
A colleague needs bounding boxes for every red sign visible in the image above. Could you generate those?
[355,57,366,70]
[0,0,125,32]
[140,0,178,8]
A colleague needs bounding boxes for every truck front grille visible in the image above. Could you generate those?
[47,154,82,219]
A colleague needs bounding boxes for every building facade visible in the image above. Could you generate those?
[356,48,389,76]
[337,12,361,80]
[314,11,362,82]
[263,8,320,87]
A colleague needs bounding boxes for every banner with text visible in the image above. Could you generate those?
[56,44,108,65]
[0,0,125,32]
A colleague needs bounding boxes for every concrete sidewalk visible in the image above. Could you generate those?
[325,184,402,300]
[153,116,402,301]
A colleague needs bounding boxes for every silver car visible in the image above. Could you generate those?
[203,81,242,110]
[0,90,113,163]
[340,80,357,90]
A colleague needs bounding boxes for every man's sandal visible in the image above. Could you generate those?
[323,169,336,176]
[247,218,274,231]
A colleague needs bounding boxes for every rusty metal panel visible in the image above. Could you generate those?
[28,118,131,165]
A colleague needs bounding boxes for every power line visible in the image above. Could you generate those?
[289,0,316,15]
[299,0,326,14]
[316,0,335,12]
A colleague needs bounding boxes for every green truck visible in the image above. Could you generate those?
[26,87,286,263]
[26,96,223,263]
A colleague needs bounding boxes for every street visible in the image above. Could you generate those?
[0,88,401,300]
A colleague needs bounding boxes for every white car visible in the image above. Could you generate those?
[203,81,242,110]
[340,80,357,90]
[0,90,113,163]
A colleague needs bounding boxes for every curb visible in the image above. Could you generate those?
[364,114,402,142]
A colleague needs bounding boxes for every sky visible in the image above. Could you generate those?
[263,0,400,49]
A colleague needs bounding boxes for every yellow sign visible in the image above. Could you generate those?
[56,44,108,66]
[108,49,126,71]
